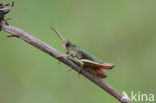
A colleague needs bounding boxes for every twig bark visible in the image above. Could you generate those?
[0,22,132,103]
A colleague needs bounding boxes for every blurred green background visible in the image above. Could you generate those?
[0,0,156,103]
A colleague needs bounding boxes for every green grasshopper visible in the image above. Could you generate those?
[50,25,114,78]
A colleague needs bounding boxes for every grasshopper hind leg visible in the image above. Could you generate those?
[78,62,84,73]
[78,62,84,78]
[68,56,84,73]
[73,58,84,77]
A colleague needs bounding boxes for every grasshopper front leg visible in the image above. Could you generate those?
[56,53,71,64]
[56,49,71,59]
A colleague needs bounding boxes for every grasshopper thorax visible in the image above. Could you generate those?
[63,39,83,59]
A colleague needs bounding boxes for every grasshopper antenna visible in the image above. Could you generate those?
[50,23,64,42]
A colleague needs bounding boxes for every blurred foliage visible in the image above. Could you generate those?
[0,0,156,103]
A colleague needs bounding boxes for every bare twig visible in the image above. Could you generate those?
[0,22,132,103]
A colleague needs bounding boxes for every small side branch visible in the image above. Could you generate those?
[0,22,132,103]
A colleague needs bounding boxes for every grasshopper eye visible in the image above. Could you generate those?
[63,40,71,47]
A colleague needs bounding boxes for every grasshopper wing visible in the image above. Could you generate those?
[80,59,114,70]
[88,68,107,78]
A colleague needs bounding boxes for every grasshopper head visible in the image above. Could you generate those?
[63,39,71,49]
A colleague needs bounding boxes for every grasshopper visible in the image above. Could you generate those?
[50,25,114,78]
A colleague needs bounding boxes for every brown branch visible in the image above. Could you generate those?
[0,22,132,103]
